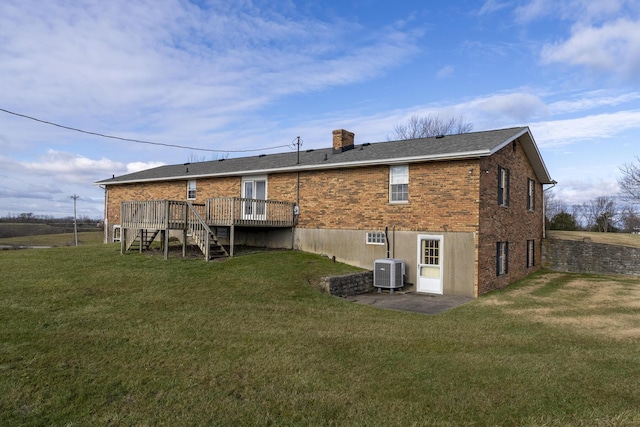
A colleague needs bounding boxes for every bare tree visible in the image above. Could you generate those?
[618,156,640,203]
[391,114,473,140]
[582,196,618,232]
[187,152,229,163]
[544,189,567,223]
[620,205,640,233]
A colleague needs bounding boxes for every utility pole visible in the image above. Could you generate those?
[71,194,79,247]
[294,136,302,164]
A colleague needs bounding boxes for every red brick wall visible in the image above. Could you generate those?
[478,140,544,294]
[106,177,240,231]
[106,161,483,234]
[293,160,481,232]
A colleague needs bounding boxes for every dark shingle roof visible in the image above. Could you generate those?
[96,126,553,185]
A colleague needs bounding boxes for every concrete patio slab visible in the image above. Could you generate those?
[345,291,473,315]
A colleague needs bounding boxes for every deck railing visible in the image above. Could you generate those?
[206,197,295,227]
[121,198,296,229]
[121,200,188,229]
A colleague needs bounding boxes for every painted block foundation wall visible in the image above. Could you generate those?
[294,229,477,297]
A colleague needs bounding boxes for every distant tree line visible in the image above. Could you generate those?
[545,155,640,233]
[546,193,640,233]
[0,213,103,239]
[0,212,101,226]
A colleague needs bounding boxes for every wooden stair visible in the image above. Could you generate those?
[127,229,160,251]
[191,228,228,261]
[186,202,229,261]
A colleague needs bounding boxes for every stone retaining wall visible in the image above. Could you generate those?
[319,271,374,297]
[542,238,640,276]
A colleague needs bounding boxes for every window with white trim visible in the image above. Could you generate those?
[527,239,535,268]
[527,178,535,211]
[496,241,509,276]
[366,231,386,245]
[113,225,121,242]
[187,180,196,200]
[498,166,510,207]
[390,165,409,203]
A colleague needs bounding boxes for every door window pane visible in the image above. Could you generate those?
[421,239,440,265]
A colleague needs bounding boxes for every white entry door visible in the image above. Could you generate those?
[417,235,443,294]
[242,178,267,220]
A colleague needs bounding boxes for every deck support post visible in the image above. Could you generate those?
[139,230,143,253]
[121,227,126,255]
[230,224,235,257]
[205,232,210,261]
[163,230,169,260]
[182,229,187,258]
[230,201,235,257]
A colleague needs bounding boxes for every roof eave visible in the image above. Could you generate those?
[490,127,554,184]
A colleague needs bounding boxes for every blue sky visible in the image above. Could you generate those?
[1,0,640,218]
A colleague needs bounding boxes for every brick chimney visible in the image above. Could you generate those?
[332,129,355,153]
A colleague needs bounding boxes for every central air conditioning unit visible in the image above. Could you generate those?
[374,258,405,294]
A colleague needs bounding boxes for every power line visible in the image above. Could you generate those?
[0,108,290,153]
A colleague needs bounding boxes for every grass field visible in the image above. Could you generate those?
[0,231,104,247]
[547,229,640,248]
[1,244,640,425]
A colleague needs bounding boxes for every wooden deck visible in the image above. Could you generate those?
[120,198,296,260]
[121,198,296,230]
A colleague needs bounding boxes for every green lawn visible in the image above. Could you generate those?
[1,244,640,426]
[0,230,104,247]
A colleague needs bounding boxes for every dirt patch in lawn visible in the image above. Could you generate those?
[483,274,640,341]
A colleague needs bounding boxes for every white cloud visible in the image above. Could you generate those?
[515,0,550,22]
[541,19,640,82]
[530,110,640,146]
[20,150,122,176]
[0,0,421,135]
[515,0,637,23]
[126,162,166,174]
[461,92,548,123]
[548,91,640,115]
[477,0,510,16]
[436,65,454,79]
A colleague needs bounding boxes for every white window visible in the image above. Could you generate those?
[498,166,510,207]
[187,180,196,200]
[113,225,121,242]
[527,178,535,211]
[496,241,509,276]
[527,239,535,268]
[366,231,386,245]
[390,165,409,203]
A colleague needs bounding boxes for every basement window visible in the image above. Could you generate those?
[366,231,386,245]
[113,225,121,242]
[496,241,509,276]
[187,180,197,200]
[527,240,535,268]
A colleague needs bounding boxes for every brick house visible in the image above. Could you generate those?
[96,126,554,297]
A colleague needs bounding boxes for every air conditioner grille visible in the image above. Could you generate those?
[373,258,404,289]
